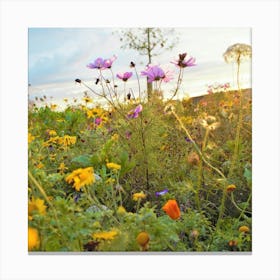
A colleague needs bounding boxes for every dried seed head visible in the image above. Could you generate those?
[190,230,199,239]
[187,152,200,165]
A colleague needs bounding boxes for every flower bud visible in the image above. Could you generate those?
[226,184,236,193]
[228,239,238,247]
[239,225,250,233]
[136,231,150,251]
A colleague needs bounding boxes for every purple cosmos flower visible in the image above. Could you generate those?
[116,72,133,82]
[141,65,166,83]
[171,53,196,68]
[127,104,143,119]
[87,57,105,69]
[155,189,168,197]
[87,55,117,70]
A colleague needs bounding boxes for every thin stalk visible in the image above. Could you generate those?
[232,192,252,216]
[171,110,226,180]
[171,110,229,228]
[228,58,243,179]
[140,115,149,188]
[109,68,117,96]
[167,67,183,102]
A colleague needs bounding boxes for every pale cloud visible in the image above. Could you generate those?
[28,27,251,86]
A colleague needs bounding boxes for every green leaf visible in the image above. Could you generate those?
[243,168,252,184]
[71,155,92,167]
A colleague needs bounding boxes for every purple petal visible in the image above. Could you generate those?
[134,104,143,114]
[155,189,168,197]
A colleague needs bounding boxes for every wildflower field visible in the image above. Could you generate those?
[28,49,252,252]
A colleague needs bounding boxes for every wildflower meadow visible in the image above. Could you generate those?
[28,40,252,252]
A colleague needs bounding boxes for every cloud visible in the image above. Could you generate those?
[28,27,251,85]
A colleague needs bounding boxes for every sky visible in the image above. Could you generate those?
[28,27,252,104]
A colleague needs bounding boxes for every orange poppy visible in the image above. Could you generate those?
[162,199,180,220]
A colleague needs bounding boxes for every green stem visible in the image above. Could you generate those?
[139,109,149,188]
[232,192,252,217]
[28,171,67,243]
[196,128,210,211]
[136,199,141,213]
[216,189,227,229]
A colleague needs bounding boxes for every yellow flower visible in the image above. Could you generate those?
[92,107,103,116]
[42,136,59,147]
[48,130,57,136]
[92,230,118,240]
[58,162,68,174]
[36,162,44,169]
[64,98,68,102]
[132,191,146,201]
[117,206,127,215]
[239,225,250,233]
[58,135,77,147]
[86,109,94,119]
[226,184,236,192]
[28,227,40,251]
[50,104,57,110]
[111,133,119,141]
[28,133,35,144]
[65,167,95,191]
[28,197,47,218]
[83,97,93,103]
[106,162,121,171]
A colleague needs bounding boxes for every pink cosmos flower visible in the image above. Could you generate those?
[161,68,174,83]
[116,72,133,82]
[103,55,117,69]
[95,117,102,125]
[171,53,196,68]
[125,131,132,139]
[127,104,143,119]
[87,55,117,70]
